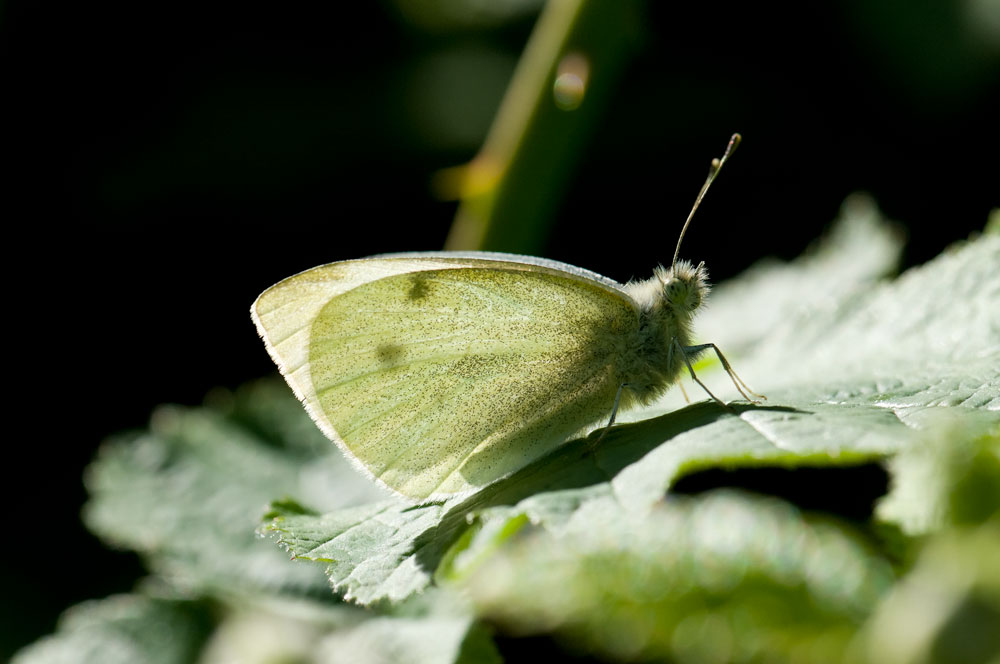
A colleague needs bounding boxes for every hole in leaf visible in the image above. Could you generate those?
[670,463,889,523]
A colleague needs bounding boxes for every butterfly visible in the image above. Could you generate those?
[252,134,760,501]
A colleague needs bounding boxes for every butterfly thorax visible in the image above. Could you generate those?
[619,260,710,407]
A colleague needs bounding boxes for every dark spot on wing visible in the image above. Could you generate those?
[408,275,431,300]
[378,343,405,366]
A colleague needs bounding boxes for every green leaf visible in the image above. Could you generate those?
[83,380,387,598]
[262,205,999,606]
[11,595,213,664]
[458,490,895,664]
[264,499,449,603]
[194,598,367,664]
[877,415,1000,536]
[692,194,903,361]
[858,519,1000,664]
[315,614,501,664]
[196,589,498,664]
[13,590,498,664]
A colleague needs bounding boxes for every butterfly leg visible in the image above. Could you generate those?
[607,382,628,427]
[673,339,729,409]
[683,342,765,403]
[591,382,630,447]
[667,343,691,403]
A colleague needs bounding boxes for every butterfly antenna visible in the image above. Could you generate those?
[671,133,741,271]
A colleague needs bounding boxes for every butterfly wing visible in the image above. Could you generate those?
[252,256,637,500]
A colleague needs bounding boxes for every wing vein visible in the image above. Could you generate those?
[371,379,473,480]
[429,361,615,495]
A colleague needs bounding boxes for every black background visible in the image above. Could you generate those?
[4,0,998,657]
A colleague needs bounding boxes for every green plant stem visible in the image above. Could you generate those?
[445,0,642,253]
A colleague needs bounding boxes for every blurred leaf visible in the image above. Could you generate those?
[263,207,999,606]
[877,414,1000,536]
[11,595,212,664]
[459,490,894,664]
[987,208,1000,235]
[83,380,388,599]
[197,589,499,664]
[197,598,365,664]
[693,193,902,360]
[12,588,497,664]
[858,520,1000,664]
[316,614,501,664]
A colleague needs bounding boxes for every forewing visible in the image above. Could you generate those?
[253,256,489,424]
[306,267,636,499]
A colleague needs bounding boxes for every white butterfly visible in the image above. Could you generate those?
[252,135,760,501]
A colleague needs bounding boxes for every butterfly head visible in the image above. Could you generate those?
[655,260,709,313]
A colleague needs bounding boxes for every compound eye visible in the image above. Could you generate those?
[664,279,687,304]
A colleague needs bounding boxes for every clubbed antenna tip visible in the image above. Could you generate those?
[671,133,742,270]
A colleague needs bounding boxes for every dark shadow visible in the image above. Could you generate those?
[672,463,889,524]
[411,401,811,571]
[493,633,612,664]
